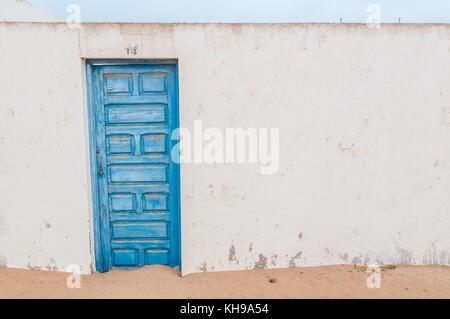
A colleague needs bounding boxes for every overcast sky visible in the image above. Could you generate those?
[28,0,450,23]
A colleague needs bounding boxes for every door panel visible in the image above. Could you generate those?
[108,165,168,183]
[105,105,166,125]
[87,61,180,272]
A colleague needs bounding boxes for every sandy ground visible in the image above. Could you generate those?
[0,265,449,299]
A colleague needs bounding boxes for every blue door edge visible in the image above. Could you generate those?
[85,59,182,273]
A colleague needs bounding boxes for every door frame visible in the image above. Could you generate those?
[85,59,181,272]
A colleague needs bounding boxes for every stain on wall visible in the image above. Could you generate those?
[254,254,268,269]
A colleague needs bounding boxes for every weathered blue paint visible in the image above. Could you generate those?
[86,60,181,272]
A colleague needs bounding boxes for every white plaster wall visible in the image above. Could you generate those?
[0,23,92,273]
[0,23,449,275]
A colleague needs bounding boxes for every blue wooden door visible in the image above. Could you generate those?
[86,61,180,272]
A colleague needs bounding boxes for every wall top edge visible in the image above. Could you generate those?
[0,21,449,27]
